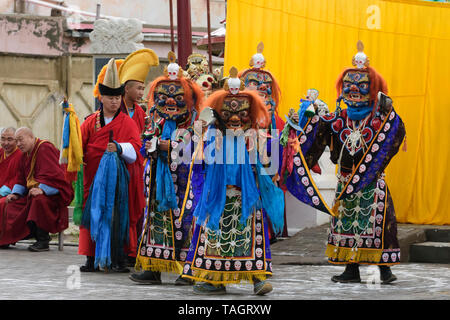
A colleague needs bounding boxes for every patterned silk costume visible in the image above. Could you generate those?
[238,42,288,238]
[283,42,406,267]
[181,68,285,295]
[135,52,204,275]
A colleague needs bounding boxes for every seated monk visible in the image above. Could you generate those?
[0,127,21,198]
[0,127,74,251]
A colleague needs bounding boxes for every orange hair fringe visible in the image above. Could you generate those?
[203,89,271,129]
[335,66,388,112]
[147,76,204,114]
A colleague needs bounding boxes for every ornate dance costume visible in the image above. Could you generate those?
[134,52,204,280]
[181,67,285,295]
[283,42,405,282]
[238,42,288,238]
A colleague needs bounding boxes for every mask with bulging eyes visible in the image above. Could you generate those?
[242,70,275,115]
[219,96,252,131]
[154,81,189,122]
[342,70,371,109]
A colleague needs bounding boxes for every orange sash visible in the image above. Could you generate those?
[26,139,47,189]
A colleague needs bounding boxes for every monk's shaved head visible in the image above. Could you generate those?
[1,127,17,155]
[1,127,16,135]
[15,127,36,153]
[15,127,35,138]
[124,80,145,104]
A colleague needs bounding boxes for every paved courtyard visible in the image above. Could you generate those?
[0,243,448,300]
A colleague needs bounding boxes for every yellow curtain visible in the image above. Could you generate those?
[225,0,450,225]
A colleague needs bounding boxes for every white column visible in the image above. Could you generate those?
[285,147,336,235]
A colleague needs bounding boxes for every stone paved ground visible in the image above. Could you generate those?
[270,223,436,265]
[0,224,449,300]
[0,244,450,300]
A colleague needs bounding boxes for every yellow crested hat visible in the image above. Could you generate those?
[118,48,159,84]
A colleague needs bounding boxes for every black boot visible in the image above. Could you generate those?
[174,275,194,286]
[112,257,130,273]
[379,265,397,284]
[331,263,361,283]
[28,227,50,252]
[129,271,162,284]
[126,256,136,268]
[80,256,99,272]
[253,277,273,295]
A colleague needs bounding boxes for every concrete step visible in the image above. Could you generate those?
[425,229,450,242]
[409,241,450,264]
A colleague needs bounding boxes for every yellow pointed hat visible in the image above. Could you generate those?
[118,48,159,84]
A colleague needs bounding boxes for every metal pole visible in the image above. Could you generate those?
[176,0,192,68]
[16,0,26,13]
[96,3,101,20]
[206,0,213,73]
[169,0,175,52]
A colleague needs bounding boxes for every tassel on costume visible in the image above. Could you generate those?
[326,244,383,265]
[183,268,269,285]
[135,255,184,275]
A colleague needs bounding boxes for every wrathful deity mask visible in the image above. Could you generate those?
[242,70,275,114]
[342,70,371,109]
[220,95,252,131]
[154,81,188,122]
[186,54,209,80]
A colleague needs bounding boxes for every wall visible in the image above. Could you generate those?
[1,0,226,29]
[0,14,88,55]
[0,12,224,148]
[0,53,93,146]
[0,13,224,63]
[0,52,223,146]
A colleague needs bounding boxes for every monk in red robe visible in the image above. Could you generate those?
[118,48,159,135]
[120,81,147,264]
[78,64,145,272]
[0,127,74,251]
[117,49,158,266]
[0,127,21,198]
